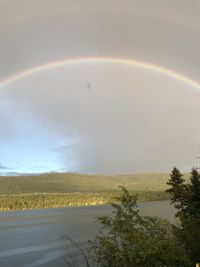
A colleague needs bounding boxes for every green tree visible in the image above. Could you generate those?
[183,168,200,263]
[90,187,188,267]
[188,168,200,218]
[166,167,187,215]
[167,167,200,265]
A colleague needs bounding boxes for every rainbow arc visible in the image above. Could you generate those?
[0,57,200,90]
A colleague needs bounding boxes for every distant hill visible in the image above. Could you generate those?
[0,172,190,195]
[0,172,191,211]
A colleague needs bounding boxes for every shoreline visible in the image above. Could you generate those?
[0,191,169,212]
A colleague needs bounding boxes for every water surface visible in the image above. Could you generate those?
[0,200,176,267]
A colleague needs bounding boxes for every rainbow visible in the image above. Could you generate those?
[0,57,200,90]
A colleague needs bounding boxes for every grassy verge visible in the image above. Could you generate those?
[0,191,169,211]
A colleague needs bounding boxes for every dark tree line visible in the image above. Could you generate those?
[167,167,200,265]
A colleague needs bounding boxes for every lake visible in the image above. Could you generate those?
[0,200,176,267]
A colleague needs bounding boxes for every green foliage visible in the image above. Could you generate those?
[167,167,200,265]
[90,187,188,267]
[166,167,187,216]
[188,168,200,218]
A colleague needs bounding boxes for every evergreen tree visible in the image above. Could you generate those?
[166,167,186,215]
[183,168,200,263]
[167,167,200,265]
[188,168,200,218]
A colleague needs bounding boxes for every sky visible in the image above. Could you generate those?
[0,0,200,174]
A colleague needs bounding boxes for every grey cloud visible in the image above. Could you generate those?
[3,63,200,174]
[0,0,200,174]
[0,163,9,170]
[0,0,200,79]
[0,163,16,170]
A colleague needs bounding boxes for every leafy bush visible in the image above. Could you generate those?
[89,187,188,267]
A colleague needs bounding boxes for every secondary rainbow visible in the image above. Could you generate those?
[0,57,200,90]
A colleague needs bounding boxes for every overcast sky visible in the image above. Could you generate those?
[0,0,200,174]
